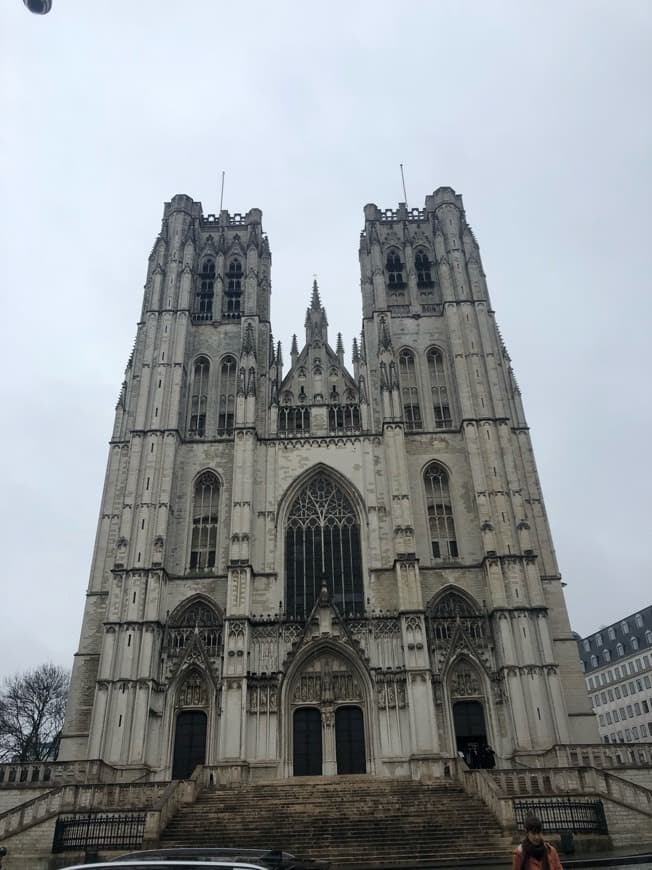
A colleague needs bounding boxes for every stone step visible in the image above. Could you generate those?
[159,776,510,867]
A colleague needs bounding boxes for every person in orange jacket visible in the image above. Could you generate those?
[512,816,564,870]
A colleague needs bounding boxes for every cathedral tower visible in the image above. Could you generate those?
[59,188,596,780]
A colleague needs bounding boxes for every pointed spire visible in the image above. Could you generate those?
[242,322,256,357]
[379,317,392,351]
[310,279,321,310]
[336,332,344,364]
[291,334,299,355]
[276,340,283,368]
[360,331,367,363]
[352,337,360,363]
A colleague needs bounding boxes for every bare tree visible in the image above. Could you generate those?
[0,664,70,762]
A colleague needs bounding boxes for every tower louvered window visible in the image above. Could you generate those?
[386,250,404,288]
[399,350,422,430]
[424,463,458,560]
[285,475,363,620]
[190,472,219,571]
[196,258,215,321]
[217,356,236,436]
[189,357,209,436]
[427,349,452,428]
[224,258,242,319]
[415,249,434,288]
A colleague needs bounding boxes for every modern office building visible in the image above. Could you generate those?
[577,606,652,744]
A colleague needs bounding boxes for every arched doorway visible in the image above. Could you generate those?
[172,710,207,779]
[293,708,323,776]
[335,706,366,774]
[453,700,487,762]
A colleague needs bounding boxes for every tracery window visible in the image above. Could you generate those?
[168,601,223,658]
[415,249,434,288]
[428,591,484,644]
[195,258,215,321]
[386,250,404,288]
[279,406,310,435]
[217,356,236,436]
[398,350,422,430]
[424,462,458,560]
[427,348,452,428]
[189,472,219,571]
[224,258,242,319]
[285,475,363,620]
[328,404,360,434]
[189,357,209,437]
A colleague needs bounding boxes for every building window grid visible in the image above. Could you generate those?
[399,350,422,430]
[424,463,458,561]
[279,406,311,436]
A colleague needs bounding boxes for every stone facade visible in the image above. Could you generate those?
[58,187,598,781]
[577,605,652,744]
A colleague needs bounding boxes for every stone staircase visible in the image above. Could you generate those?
[159,775,513,867]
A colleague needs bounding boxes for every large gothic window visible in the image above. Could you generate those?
[286,475,363,620]
[427,348,452,428]
[195,258,215,321]
[399,350,422,430]
[424,462,458,560]
[217,356,236,436]
[189,357,209,437]
[190,472,219,570]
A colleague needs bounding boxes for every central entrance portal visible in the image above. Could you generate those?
[289,649,369,777]
[335,706,366,774]
[293,708,323,776]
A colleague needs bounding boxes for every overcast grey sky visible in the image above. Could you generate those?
[1,0,650,678]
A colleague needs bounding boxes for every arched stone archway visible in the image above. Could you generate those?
[446,658,493,765]
[284,646,371,777]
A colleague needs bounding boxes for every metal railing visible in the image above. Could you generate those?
[514,798,608,834]
[52,812,145,853]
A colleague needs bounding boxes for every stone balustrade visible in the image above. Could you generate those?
[489,766,652,817]
[0,759,141,788]
[531,743,652,770]
[0,781,168,840]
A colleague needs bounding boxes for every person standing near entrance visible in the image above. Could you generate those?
[512,816,563,870]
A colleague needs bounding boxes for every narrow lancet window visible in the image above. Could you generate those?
[424,462,458,560]
[427,348,452,428]
[217,356,236,436]
[196,258,215,321]
[224,258,242,318]
[189,357,209,436]
[399,350,422,430]
[190,472,219,571]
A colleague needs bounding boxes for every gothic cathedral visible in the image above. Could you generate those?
[59,187,597,782]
